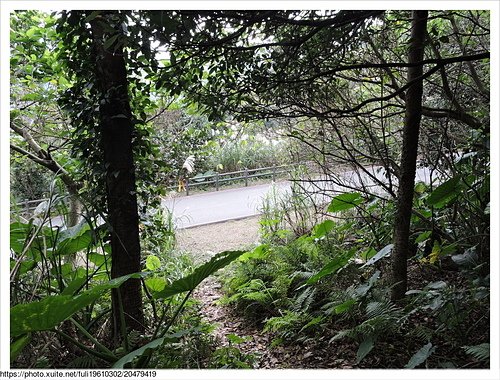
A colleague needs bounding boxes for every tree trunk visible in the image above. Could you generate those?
[90,14,144,336]
[391,10,428,301]
[67,195,82,227]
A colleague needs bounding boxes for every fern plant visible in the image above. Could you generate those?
[331,299,405,364]
[463,343,490,364]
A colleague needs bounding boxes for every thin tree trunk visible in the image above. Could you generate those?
[67,192,82,227]
[391,10,428,301]
[90,14,144,336]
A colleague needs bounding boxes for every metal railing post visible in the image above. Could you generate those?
[186,178,189,196]
[272,165,276,182]
[215,172,220,191]
[244,168,248,187]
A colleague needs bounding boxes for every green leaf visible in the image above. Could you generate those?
[356,336,375,364]
[89,252,108,268]
[11,334,31,363]
[239,244,269,261]
[20,93,42,102]
[114,338,165,368]
[415,231,432,243]
[333,299,357,314]
[10,273,142,337]
[25,27,38,39]
[112,330,189,368]
[426,176,462,208]
[327,192,363,213]
[306,249,355,285]
[154,251,244,299]
[10,258,36,276]
[145,255,161,271]
[60,275,87,296]
[145,277,166,294]
[58,76,70,87]
[405,343,435,368]
[361,244,393,268]
[414,181,427,194]
[56,221,93,256]
[311,220,335,239]
[226,334,249,345]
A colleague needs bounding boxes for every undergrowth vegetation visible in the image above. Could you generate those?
[10,197,251,369]
[221,161,490,368]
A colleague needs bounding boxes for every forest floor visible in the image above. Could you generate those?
[175,217,490,370]
[176,217,357,369]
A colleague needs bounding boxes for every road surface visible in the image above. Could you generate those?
[162,181,290,229]
[162,165,434,229]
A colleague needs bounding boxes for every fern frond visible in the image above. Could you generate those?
[463,343,490,362]
[410,325,434,341]
[293,287,316,313]
[365,300,402,320]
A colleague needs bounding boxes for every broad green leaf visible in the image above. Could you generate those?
[405,343,435,368]
[415,231,432,243]
[145,277,167,294]
[154,251,244,299]
[56,221,93,256]
[414,181,427,194]
[10,273,142,337]
[113,337,166,369]
[20,93,42,102]
[426,176,462,208]
[89,252,108,267]
[356,336,375,364]
[145,255,161,271]
[425,281,447,290]
[61,275,87,296]
[58,76,70,87]
[311,220,335,239]
[11,334,31,363]
[361,244,393,268]
[25,27,38,39]
[112,330,190,368]
[10,221,51,257]
[327,192,363,213]
[10,258,36,276]
[239,244,269,261]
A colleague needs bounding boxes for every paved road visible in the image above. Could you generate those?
[162,181,291,229]
[162,165,434,229]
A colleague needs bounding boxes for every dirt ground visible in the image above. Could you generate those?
[176,216,261,261]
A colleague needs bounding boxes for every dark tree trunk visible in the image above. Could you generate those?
[391,10,428,301]
[90,14,144,335]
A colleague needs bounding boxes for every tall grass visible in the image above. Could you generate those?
[206,138,291,173]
